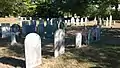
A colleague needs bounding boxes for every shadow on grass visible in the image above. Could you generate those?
[64,28,120,68]
[0,57,25,68]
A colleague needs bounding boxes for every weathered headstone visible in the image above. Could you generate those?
[54,29,65,58]
[25,33,41,68]
[76,33,82,48]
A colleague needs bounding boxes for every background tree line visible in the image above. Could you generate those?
[0,0,120,19]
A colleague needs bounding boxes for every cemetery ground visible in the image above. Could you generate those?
[0,23,120,68]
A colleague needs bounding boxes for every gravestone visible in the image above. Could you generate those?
[54,29,65,58]
[1,23,11,38]
[76,33,82,48]
[96,25,101,41]
[45,18,53,38]
[67,20,71,26]
[99,18,102,25]
[85,17,87,23]
[11,24,20,33]
[113,21,116,25]
[25,33,41,68]
[30,20,36,32]
[11,33,17,45]
[109,15,112,27]
[106,17,109,27]
[37,19,44,38]
[22,21,29,37]
[52,18,58,33]
[71,17,75,26]
[76,18,80,26]
[81,18,84,25]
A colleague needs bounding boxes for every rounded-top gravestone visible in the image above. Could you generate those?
[24,33,41,68]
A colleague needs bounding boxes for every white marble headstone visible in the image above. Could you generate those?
[109,15,112,26]
[76,33,82,48]
[99,18,102,25]
[54,29,65,58]
[106,17,109,27]
[25,33,42,68]
[85,17,88,23]
[71,17,75,26]
[68,20,71,26]
[81,18,84,25]
[76,18,80,26]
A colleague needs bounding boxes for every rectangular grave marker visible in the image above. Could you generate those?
[76,33,82,48]
[54,29,65,58]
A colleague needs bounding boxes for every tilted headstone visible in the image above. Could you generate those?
[25,33,42,68]
[54,29,65,58]
[76,33,82,48]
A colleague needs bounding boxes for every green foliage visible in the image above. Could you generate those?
[0,0,120,19]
